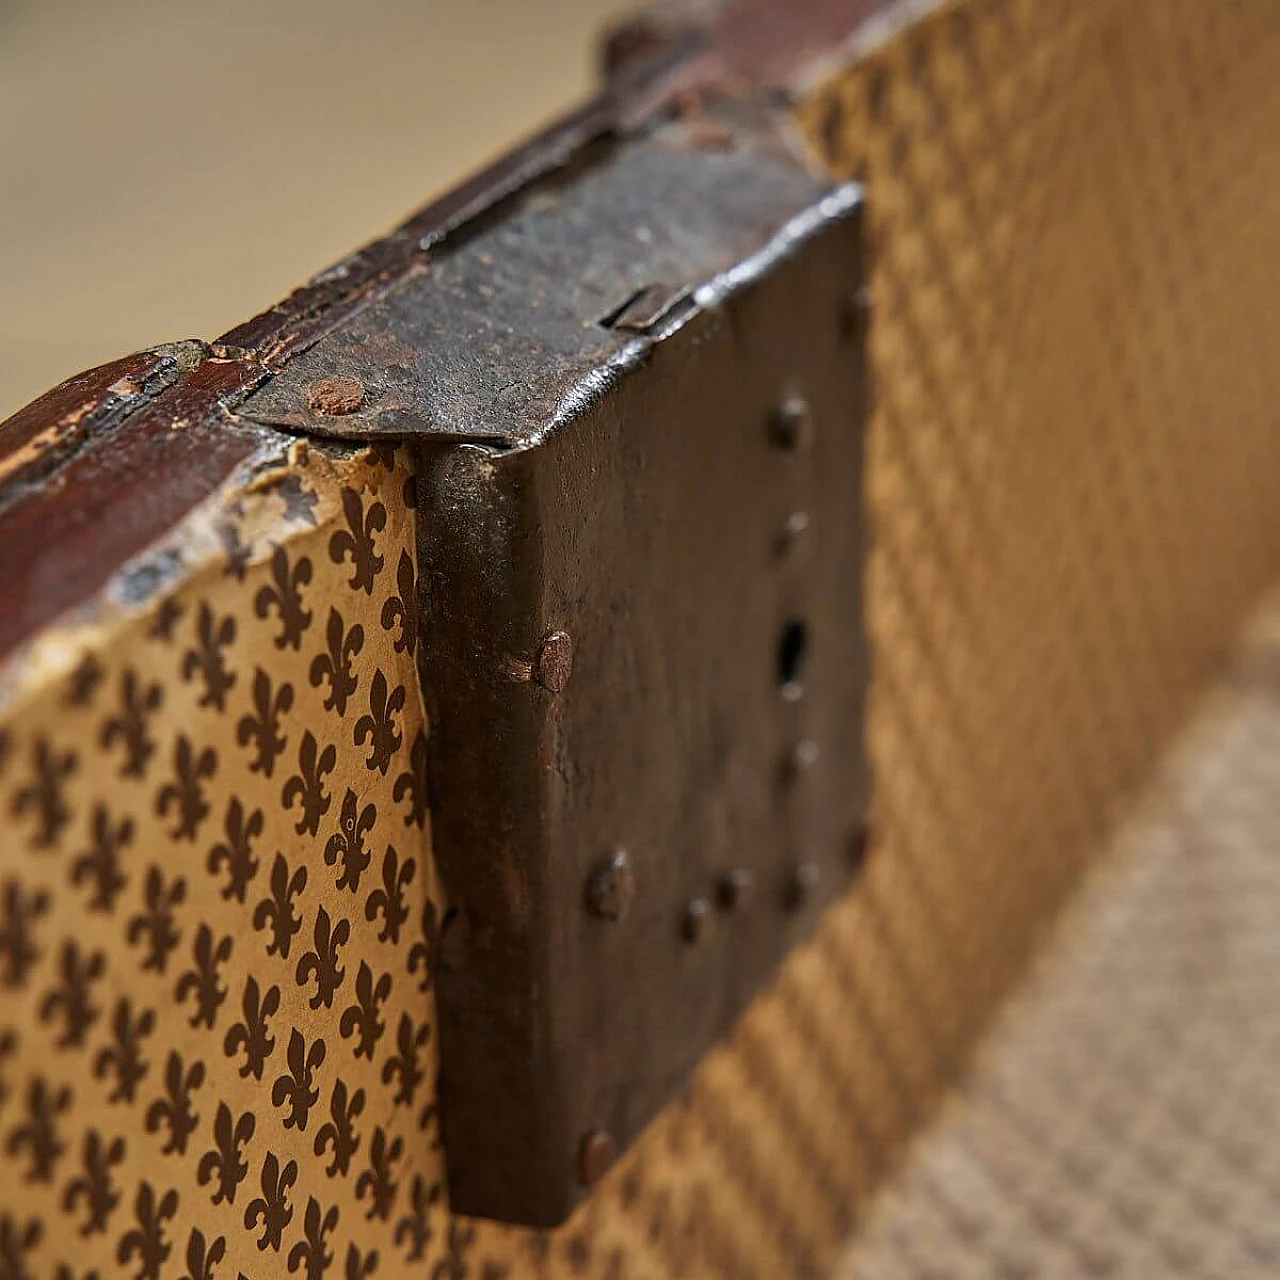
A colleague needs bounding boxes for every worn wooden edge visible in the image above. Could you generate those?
[0,0,902,664]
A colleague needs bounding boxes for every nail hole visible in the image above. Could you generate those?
[777,619,808,699]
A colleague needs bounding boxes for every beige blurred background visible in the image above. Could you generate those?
[0,0,636,419]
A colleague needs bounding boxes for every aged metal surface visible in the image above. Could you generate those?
[238,107,837,446]
[414,135,868,1222]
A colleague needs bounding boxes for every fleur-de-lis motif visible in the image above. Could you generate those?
[344,1243,378,1280]
[100,670,162,778]
[0,1215,42,1280]
[236,668,293,777]
[144,1050,204,1156]
[393,1175,440,1261]
[62,1129,126,1235]
[369,442,398,471]
[178,1227,225,1280]
[329,487,386,594]
[148,597,184,642]
[272,1029,325,1132]
[354,1126,402,1222]
[255,545,314,650]
[339,962,390,1062]
[218,518,252,582]
[287,1197,338,1280]
[93,997,154,1104]
[13,737,78,848]
[309,608,363,716]
[324,790,376,893]
[380,549,418,656]
[0,880,50,988]
[353,671,404,777]
[419,1098,440,1145]
[0,1029,16,1111]
[66,655,104,707]
[53,1263,100,1280]
[365,846,415,945]
[174,924,233,1029]
[282,731,336,837]
[39,939,106,1048]
[197,1102,255,1206]
[6,1076,72,1181]
[224,975,279,1081]
[253,854,307,959]
[393,728,430,829]
[126,866,186,974]
[207,796,263,903]
[433,1221,477,1280]
[313,1079,364,1178]
[296,906,349,1011]
[71,804,132,911]
[115,1181,178,1280]
[244,1152,297,1252]
[277,474,319,526]
[382,1013,431,1107]
[155,735,216,841]
[180,603,237,711]
[407,900,440,994]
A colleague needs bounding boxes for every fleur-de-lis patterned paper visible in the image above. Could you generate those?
[5,2,1280,1276]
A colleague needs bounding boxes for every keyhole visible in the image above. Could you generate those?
[777,620,808,700]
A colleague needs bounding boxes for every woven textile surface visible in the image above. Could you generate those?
[835,592,1280,1279]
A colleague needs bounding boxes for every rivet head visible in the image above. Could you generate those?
[839,285,873,342]
[785,861,821,911]
[716,868,755,912]
[534,631,574,693]
[770,395,813,451]
[306,376,365,416]
[785,739,820,781]
[777,510,811,558]
[578,1129,616,1186]
[585,850,636,922]
[682,897,713,944]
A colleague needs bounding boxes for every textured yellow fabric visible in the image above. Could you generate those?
[835,589,1280,1279]
[2,1,1280,1276]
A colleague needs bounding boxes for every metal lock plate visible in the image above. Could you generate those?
[419,204,868,1228]
[241,110,869,1226]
